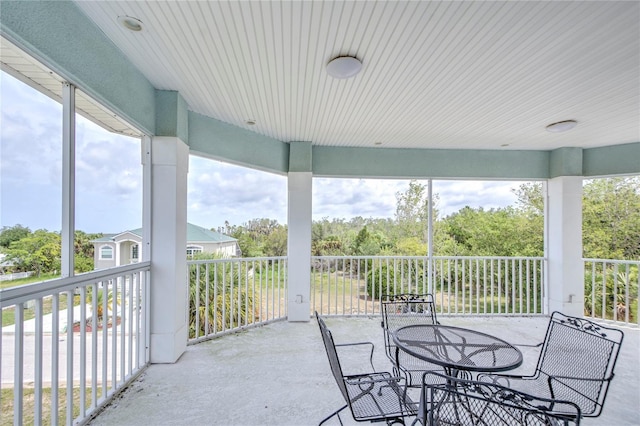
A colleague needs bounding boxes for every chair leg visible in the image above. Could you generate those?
[319,404,347,426]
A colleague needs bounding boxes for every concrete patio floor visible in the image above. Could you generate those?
[88,316,639,426]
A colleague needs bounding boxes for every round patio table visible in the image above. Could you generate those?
[392,324,522,377]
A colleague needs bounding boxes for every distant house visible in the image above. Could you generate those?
[92,223,241,270]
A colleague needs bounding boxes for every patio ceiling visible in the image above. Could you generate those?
[70,0,639,152]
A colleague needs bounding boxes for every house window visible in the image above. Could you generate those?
[131,244,139,261]
[100,246,113,260]
[186,245,203,258]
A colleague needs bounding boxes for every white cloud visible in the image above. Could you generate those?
[187,156,288,228]
[435,181,521,217]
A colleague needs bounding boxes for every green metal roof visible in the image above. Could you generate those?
[92,224,236,243]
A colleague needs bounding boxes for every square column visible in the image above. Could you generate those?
[546,176,584,316]
[149,136,189,363]
[287,172,312,321]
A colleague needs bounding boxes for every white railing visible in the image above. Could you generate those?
[0,262,150,425]
[311,256,546,316]
[584,258,639,327]
[187,257,287,343]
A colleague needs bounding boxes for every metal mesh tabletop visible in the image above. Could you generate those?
[392,324,523,374]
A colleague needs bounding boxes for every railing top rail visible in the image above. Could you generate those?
[0,261,151,307]
[583,258,640,265]
[187,256,287,265]
[311,255,546,261]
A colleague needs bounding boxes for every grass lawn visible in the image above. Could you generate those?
[1,387,103,426]
[1,294,76,328]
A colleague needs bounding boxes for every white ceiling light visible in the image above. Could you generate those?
[326,56,362,79]
[546,120,578,133]
[118,15,143,32]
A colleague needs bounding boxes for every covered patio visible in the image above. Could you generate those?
[88,316,639,425]
[1,1,639,425]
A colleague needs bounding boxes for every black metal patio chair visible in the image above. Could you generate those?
[315,312,417,425]
[381,294,444,387]
[416,371,581,426]
[477,311,624,421]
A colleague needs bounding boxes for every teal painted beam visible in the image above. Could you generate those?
[0,1,156,135]
[289,142,313,172]
[549,148,583,178]
[156,91,189,142]
[188,111,289,174]
[583,142,640,177]
[312,147,550,179]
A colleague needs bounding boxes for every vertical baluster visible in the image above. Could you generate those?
[66,289,75,422]
[454,259,459,314]
[91,283,98,408]
[613,262,619,322]
[340,257,345,315]
[483,259,488,314]
[601,261,607,321]
[271,259,275,320]
[462,259,467,314]
[118,277,124,385]
[525,260,530,314]
[245,260,249,326]
[475,259,480,314]
[252,261,257,324]
[101,281,108,398]
[195,264,200,339]
[34,298,43,424]
[357,258,363,315]
[80,286,87,418]
[446,259,451,315]
[128,274,134,377]
[511,259,516,314]
[624,263,630,324]
[490,260,495,314]
[111,279,118,392]
[588,261,596,319]
[52,293,59,425]
[322,259,331,314]
[14,302,24,425]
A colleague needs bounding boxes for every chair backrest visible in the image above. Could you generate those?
[315,312,349,404]
[535,311,624,417]
[424,372,581,426]
[381,294,438,359]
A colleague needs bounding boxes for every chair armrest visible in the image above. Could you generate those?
[336,341,375,372]
[344,373,404,386]
[476,372,529,386]
[550,373,613,382]
[513,341,543,348]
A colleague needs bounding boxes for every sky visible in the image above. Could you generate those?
[1,71,524,234]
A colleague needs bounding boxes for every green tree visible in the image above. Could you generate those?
[443,206,542,256]
[0,224,31,248]
[583,177,640,259]
[394,180,429,242]
[264,225,288,256]
[5,229,61,275]
[74,230,101,272]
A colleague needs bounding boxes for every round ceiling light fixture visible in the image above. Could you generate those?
[326,56,362,79]
[118,15,143,32]
[546,120,577,133]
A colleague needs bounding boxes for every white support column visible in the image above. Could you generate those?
[546,176,584,316]
[287,172,312,321]
[149,136,189,363]
[61,82,75,278]
[114,242,120,267]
